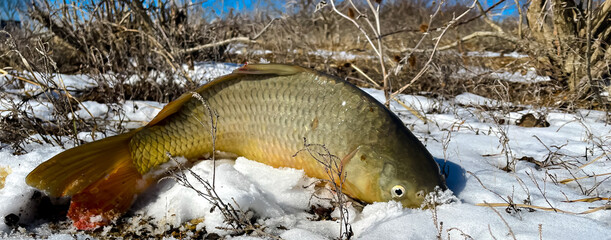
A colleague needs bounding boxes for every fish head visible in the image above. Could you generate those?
[361,145,446,208]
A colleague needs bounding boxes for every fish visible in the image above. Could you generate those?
[26,63,446,230]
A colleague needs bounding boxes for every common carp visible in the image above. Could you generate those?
[26,64,446,230]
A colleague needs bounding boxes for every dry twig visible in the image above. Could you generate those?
[293,138,353,240]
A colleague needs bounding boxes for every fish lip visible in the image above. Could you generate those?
[415,190,426,199]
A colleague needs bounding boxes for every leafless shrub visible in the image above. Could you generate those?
[421,187,466,240]
[191,92,219,187]
[425,190,444,240]
[437,0,611,110]
[270,0,611,111]
[467,171,522,214]
[5,0,264,104]
[27,0,233,72]
[473,101,517,172]
[0,32,105,152]
[293,138,354,240]
[164,154,262,235]
[551,112,611,197]
[526,169,559,212]
[0,0,272,152]
[447,227,474,240]
[161,99,272,238]
[245,1,492,98]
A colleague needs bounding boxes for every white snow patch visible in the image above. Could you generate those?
[466,51,529,58]
[454,92,499,107]
[456,66,551,83]
[1,63,610,239]
[227,43,369,61]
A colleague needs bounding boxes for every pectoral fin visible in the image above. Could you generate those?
[341,146,360,166]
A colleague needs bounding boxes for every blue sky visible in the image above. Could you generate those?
[203,0,258,12]
[204,0,520,18]
[1,0,519,21]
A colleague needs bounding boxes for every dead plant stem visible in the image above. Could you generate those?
[483,201,517,240]
[390,0,477,100]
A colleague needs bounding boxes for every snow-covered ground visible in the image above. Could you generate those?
[0,63,609,239]
[466,51,529,59]
[455,66,551,83]
[227,43,374,61]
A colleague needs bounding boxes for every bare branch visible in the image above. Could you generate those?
[436,31,519,51]
[380,0,507,39]
[178,18,279,55]
[483,201,518,240]
[179,37,257,55]
[513,0,524,38]
[475,0,504,33]
[391,0,477,99]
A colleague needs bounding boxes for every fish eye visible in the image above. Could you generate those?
[391,185,405,198]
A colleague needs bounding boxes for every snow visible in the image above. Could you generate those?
[454,92,499,107]
[307,49,369,61]
[227,43,367,61]
[466,51,529,58]
[1,63,610,239]
[0,62,236,95]
[123,62,238,86]
[227,44,274,56]
[456,67,551,83]
[226,46,530,62]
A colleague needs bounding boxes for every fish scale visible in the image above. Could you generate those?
[133,74,358,178]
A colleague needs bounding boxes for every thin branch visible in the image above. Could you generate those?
[191,92,219,188]
[391,0,477,99]
[513,0,523,38]
[179,37,256,54]
[455,0,506,27]
[477,202,611,214]
[397,31,520,54]
[559,172,611,184]
[178,17,279,55]
[483,201,518,240]
[328,1,381,57]
[585,0,608,111]
[380,0,507,39]
[436,31,518,51]
[526,170,557,212]
[363,0,389,99]
[350,63,428,122]
[475,0,504,33]
[252,17,280,39]
[328,0,390,106]
[293,138,353,239]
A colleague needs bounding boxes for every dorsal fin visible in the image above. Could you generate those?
[147,64,306,127]
[146,92,193,126]
[234,63,305,75]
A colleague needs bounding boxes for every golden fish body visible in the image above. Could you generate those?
[131,64,445,206]
[26,64,445,230]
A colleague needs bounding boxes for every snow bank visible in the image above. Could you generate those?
[466,51,529,58]
[456,67,551,83]
[1,63,610,239]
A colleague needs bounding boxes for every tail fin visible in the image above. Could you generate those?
[67,159,150,229]
[26,130,151,229]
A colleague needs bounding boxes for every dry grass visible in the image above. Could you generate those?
[0,1,253,151]
[2,0,607,111]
